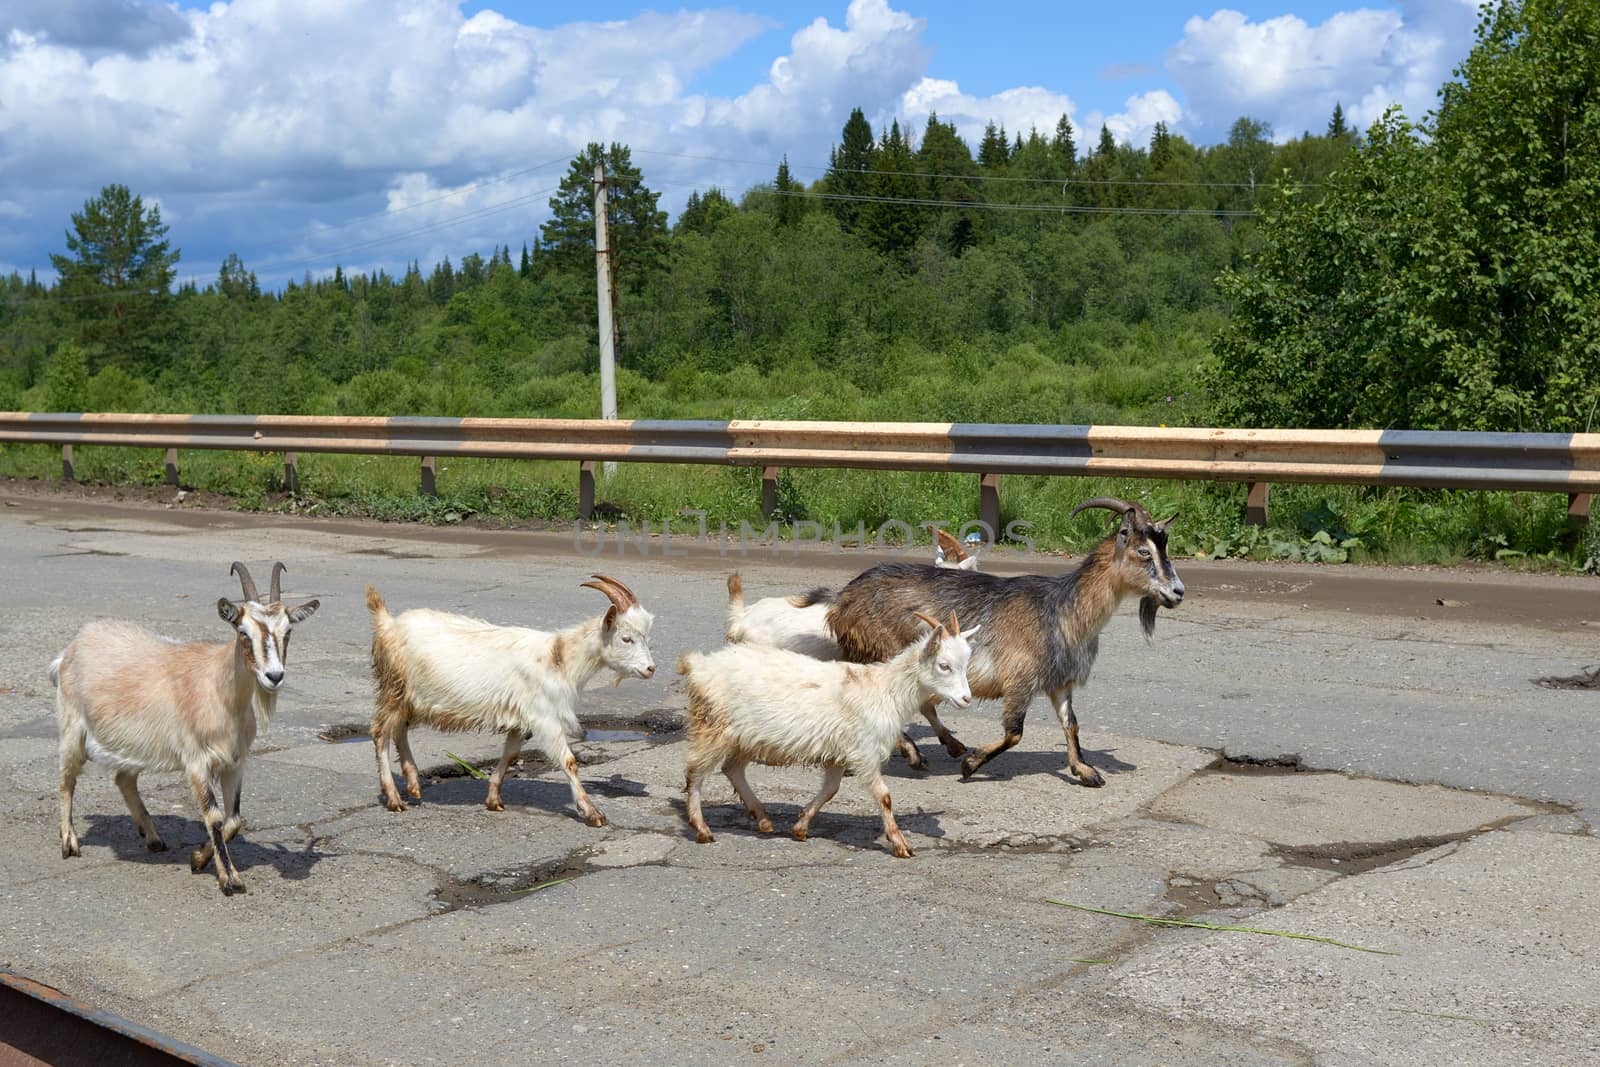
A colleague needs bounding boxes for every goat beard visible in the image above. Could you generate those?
[1139,595,1159,642]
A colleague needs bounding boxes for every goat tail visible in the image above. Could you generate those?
[724,573,746,642]
[365,585,391,625]
[48,653,63,687]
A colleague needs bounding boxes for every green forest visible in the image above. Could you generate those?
[1,0,1596,568]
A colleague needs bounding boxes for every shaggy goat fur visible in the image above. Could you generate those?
[366,575,654,825]
[680,612,977,857]
[826,499,1183,783]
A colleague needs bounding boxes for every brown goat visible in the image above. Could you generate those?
[826,497,1183,784]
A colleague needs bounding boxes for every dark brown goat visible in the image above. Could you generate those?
[826,498,1183,784]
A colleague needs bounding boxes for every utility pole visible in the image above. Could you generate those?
[593,162,618,478]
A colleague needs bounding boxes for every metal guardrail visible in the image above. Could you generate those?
[0,968,238,1066]
[0,412,1594,530]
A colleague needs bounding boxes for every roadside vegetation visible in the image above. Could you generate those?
[0,0,1595,572]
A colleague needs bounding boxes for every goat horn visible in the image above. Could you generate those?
[580,576,633,611]
[230,561,260,603]
[269,562,287,603]
[589,573,639,606]
[934,528,966,561]
[1069,497,1150,523]
[911,610,945,633]
[947,610,959,634]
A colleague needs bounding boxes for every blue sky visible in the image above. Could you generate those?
[0,1,1482,289]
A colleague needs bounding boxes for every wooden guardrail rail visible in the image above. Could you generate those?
[1,413,1595,533]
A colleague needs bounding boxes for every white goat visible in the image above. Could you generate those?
[679,610,978,857]
[724,529,978,660]
[366,574,655,825]
[53,562,320,895]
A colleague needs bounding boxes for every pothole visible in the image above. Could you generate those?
[429,850,594,914]
[1207,754,1305,775]
[584,709,685,739]
[1268,834,1465,876]
[1535,666,1600,690]
[318,723,371,744]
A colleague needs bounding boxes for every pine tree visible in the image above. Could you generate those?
[1328,101,1349,140]
[978,121,1010,170]
[824,108,875,231]
[1052,114,1077,172]
[1149,121,1173,171]
[540,142,667,295]
[775,155,805,227]
[49,183,179,374]
[861,118,920,258]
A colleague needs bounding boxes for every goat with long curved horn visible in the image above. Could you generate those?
[269,562,287,604]
[230,562,260,603]
[1069,496,1149,522]
[582,574,639,609]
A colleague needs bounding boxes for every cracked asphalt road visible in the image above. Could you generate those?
[0,487,1597,1065]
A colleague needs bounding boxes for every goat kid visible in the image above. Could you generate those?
[827,498,1183,784]
[723,528,978,661]
[367,575,654,825]
[53,562,320,895]
[680,611,978,858]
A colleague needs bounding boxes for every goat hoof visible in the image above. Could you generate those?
[189,850,210,872]
[1074,768,1105,788]
[230,879,248,894]
[584,811,607,828]
[61,839,80,859]
[890,844,914,859]
[958,756,980,778]
[790,825,809,842]
[147,839,168,853]
[695,830,715,844]
[406,784,423,800]
[756,818,774,834]
[384,797,408,813]
[485,799,505,812]
[942,740,968,758]
[220,882,233,897]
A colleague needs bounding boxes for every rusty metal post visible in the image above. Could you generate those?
[761,466,780,518]
[1567,492,1592,542]
[1246,481,1270,527]
[283,452,300,496]
[163,448,179,487]
[980,473,1001,540]
[578,460,596,520]
[61,444,74,482]
[419,456,436,497]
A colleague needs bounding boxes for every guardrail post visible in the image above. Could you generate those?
[163,448,179,487]
[761,466,780,518]
[1246,481,1270,527]
[980,473,1001,540]
[61,445,74,482]
[283,452,300,496]
[1568,492,1592,536]
[578,461,596,520]
[419,456,436,497]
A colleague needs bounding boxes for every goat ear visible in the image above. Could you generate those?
[217,598,241,625]
[288,599,320,624]
[601,604,618,632]
[1155,512,1179,532]
[958,624,982,640]
[1116,509,1137,549]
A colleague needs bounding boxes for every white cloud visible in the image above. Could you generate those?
[1165,3,1478,141]
[899,77,1080,149]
